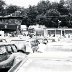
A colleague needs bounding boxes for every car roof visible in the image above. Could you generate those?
[0,42,15,46]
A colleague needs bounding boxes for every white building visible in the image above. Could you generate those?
[45,28,72,38]
[0,31,4,37]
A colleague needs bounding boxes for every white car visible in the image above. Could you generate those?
[10,38,26,52]
[8,41,72,72]
[8,52,72,72]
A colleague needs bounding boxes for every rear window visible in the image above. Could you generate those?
[0,46,6,54]
[6,44,17,53]
[6,45,12,53]
[6,45,13,53]
[0,44,17,54]
[11,45,17,52]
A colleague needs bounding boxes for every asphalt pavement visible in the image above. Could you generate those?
[14,41,72,72]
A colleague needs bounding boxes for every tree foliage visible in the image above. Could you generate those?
[0,0,72,28]
[0,0,6,16]
[5,5,19,15]
[37,0,51,14]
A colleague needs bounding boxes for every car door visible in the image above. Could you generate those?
[0,45,8,62]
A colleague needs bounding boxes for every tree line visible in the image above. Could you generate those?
[0,0,72,28]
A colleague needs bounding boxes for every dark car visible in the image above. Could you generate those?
[0,43,18,72]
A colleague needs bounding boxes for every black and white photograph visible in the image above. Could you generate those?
[0,0,72,72]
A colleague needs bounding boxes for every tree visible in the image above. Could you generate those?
[57,0,69,15]
[21,6,38,30]
[21,17,30,29]
[20,8,28,17]
[45,9,60,28]
[51,2,59,10]
[45,9,60,17]
[59,0,64,5]
[0,0,6,16]
[65,0,72,14]
[5,5,19,15]
[37,0,51,14]
[27,6,38,25]
[36,14,47,25]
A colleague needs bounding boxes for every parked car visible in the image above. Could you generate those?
[10,39,26,52]
[0,43,18,72]
[7,40,72,72]
[8,52,72,72]
[10,37,31,52]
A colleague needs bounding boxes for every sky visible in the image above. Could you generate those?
[3,0,60,8]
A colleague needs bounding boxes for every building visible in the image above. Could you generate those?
[0,16,23,35]
[45,28,72,38]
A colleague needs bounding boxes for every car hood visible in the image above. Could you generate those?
[9,52,72,72]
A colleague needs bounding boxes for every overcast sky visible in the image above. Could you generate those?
[3,0,60,8]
